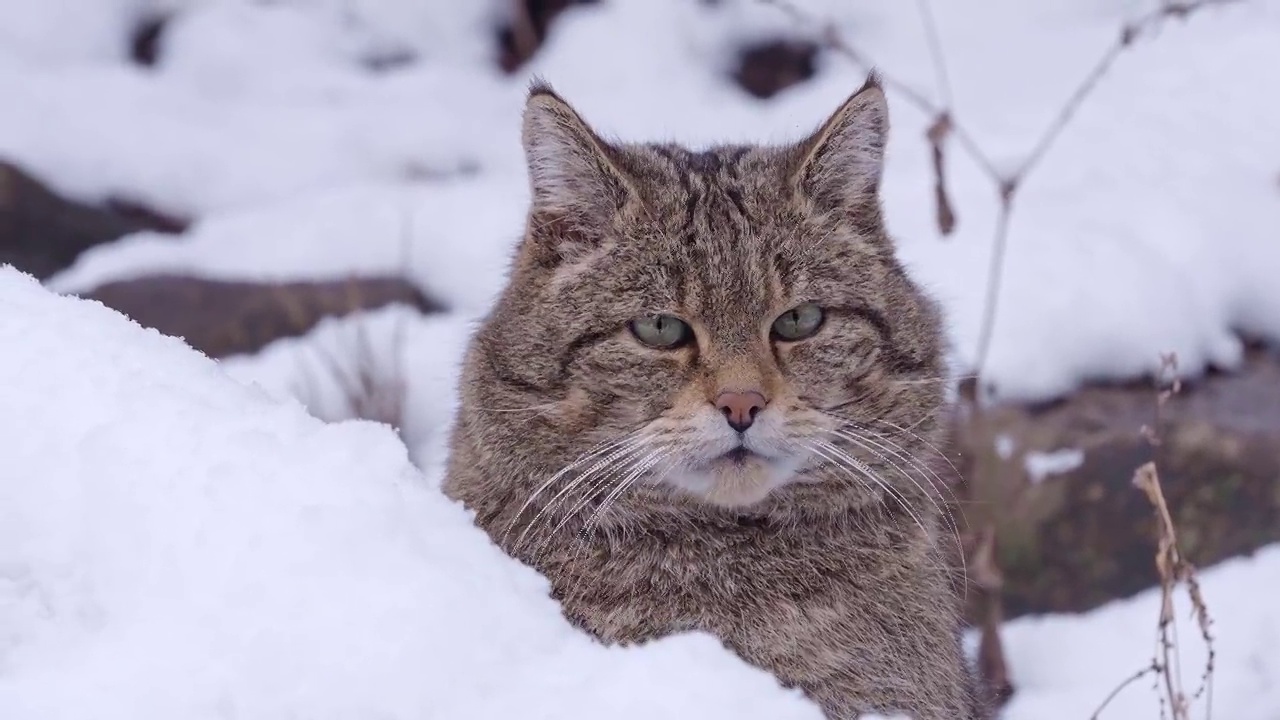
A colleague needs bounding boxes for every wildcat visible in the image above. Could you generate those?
[442,74,977,719]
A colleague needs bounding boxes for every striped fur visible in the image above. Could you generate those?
[443,76,979,719]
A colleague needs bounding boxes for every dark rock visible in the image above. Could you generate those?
[80,274,443,358]
[733,39,819,99]
[127,8,417,74]
[360,47,418,73]
[0,161,186,279]
[104,197,187,235]
[130,14,167,67]
[951,347,1280,620]
[497,0,600,73]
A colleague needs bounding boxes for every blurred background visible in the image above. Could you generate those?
[2,0,1278,716]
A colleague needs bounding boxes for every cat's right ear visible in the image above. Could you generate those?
[789,73,888,214]
[522,80,636,224]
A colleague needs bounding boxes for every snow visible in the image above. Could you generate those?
[216,302,471,470]
[994,434,1016,461]
[3,0,1280,717]
[47,180,523,317]
[1000,544,1280,719]
[4,268,1279,720]
[1023,448,1086,484]
[0,267,822,720]
[6,0,1274,403]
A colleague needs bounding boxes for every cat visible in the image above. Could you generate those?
[442,74,978,719]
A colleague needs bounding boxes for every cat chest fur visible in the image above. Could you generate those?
[541,522,969,718]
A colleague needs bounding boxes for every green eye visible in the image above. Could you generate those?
[771,303,825,341]
[629,314,692,349]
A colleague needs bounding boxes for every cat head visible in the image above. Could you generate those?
[466,75,947,514]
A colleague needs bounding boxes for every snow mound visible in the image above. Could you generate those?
[1000,544,1280,719]
[0,267,821,719]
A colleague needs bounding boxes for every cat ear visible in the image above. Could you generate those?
[521,80,636,222]
[791,73,888,212]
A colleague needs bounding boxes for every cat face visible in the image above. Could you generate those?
[468,77,947,513]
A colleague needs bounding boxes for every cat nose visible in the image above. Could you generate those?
[714,391,768,433]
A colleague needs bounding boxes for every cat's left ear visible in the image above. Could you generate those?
[790,73,888,212]
[521,79,638,223]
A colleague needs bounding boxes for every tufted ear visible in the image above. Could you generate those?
[791,73,888,212]
[521,79,637,224]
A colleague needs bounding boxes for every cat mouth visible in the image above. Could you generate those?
[714,446,761,465]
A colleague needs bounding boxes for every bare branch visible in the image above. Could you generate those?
[1090,662,1161,719]
[914,0,953,108]
[757,0,1240,390]
[971,188,1014,381]
[1015,0,1238,180]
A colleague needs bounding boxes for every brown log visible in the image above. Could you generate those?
[0,161,184,279]
[950,347,1280,620]
[80,274,442,359]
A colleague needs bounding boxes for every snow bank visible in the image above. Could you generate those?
[216,302,471,471]
[202,279,1280,720]
[7,262,1280,718]
[47,179,525,318]
[1000,544,1280,720]
[0,267,822,719]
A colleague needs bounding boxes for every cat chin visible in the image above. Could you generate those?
[663,457,802,509]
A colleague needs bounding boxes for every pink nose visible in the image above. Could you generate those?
[714,391,768,433]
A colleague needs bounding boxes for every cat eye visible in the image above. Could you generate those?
[771,303,825,341]
[629,314,693,349]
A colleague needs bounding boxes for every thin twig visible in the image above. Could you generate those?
[758,0,1239,388]
[1089,353,1214,718]
[914,0,953,108]
[1089,662,1161,719]
[972,525,1014,707]
[1132,354,1215,720]
[971,189,1013,380]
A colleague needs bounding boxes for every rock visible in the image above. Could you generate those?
[80,274,443,359]
[733,39,819,99]
[0,161,185,279]
[951,347,1280,619]
[497,0,601,73]
[130,13,167,67]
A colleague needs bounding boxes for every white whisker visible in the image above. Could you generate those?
[826,427,966,585]
[809,439,933,547]
[562,454,683,599]
[582,449,674,538]
[864,416,963,481]
[504,431,647,549]
[532,446,669,564]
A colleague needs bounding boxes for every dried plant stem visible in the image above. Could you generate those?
[971,190,1013,379]
[1089,662,1161,719]
[1091,354,1215,719]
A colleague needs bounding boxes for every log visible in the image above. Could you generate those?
[80,274,442,359]
[0,161,184,279]
[950,347,1280,620]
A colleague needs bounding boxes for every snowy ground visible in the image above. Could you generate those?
[0,268,824,719]
[2,0,1279,718]
[2,266,1277,719]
